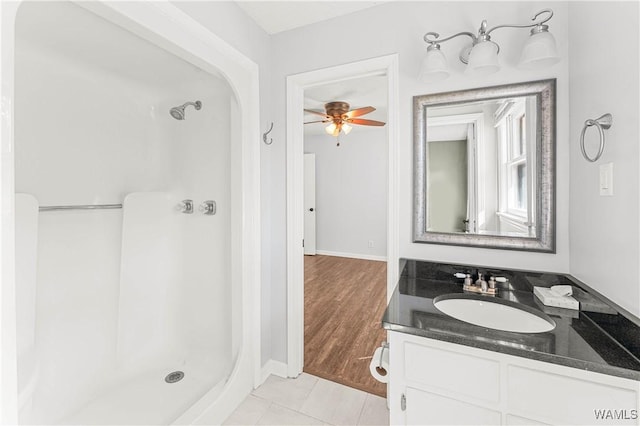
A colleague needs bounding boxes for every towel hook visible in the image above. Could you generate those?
[580,113,612,162]
[263,122,274,145]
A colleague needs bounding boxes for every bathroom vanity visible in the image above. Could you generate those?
[383,260,640,425]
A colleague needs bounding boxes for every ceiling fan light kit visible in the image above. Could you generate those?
[304,101,386,145]
[419,8,560,82]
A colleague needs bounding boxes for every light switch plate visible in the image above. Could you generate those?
[599,162,613,196]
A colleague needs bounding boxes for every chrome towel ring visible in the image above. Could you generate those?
[580,113,612,162]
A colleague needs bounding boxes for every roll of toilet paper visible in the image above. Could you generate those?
[369,346,389,383]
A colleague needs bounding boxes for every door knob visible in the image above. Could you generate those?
[309,208,314,212]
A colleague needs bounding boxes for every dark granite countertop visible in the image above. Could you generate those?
[382,259,640,381]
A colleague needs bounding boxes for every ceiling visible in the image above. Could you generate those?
[236,1,385,34]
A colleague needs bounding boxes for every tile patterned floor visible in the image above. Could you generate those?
[223,373,389,425]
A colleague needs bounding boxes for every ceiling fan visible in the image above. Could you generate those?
[304,101,386,138]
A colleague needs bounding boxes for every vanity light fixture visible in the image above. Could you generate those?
[419,9,560,82]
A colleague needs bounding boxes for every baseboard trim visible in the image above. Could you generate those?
[260,360,289,385]
[315,250,387,262]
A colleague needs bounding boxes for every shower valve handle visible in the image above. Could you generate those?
[199,200,217,215]
[179,199,194,214]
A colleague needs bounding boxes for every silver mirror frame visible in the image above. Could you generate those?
[413,79,556,252]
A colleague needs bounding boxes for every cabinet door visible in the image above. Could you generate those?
[405,387,501,426]
[404,342,500,404]
[507,366,639,425]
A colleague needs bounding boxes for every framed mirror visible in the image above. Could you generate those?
[413,79,555,252]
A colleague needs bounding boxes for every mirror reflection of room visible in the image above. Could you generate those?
[426,95,537,237]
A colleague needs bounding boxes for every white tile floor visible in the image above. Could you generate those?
[223,373,389,426]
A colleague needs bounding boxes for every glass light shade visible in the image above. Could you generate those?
[518,30,560,69]
[466,40,500,76]
[418,46,450,83]
[325,122,337,135]
[342,123,353,135]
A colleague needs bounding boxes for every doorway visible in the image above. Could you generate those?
[285,55,400,380]
[301,74,389,394]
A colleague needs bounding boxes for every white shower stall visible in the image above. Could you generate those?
[2,1,260,424]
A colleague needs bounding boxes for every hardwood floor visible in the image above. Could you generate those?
[304,255,387,398]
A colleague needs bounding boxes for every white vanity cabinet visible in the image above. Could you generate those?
[388,331,640,425]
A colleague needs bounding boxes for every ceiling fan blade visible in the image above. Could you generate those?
[348,118,386,126]
[345,106,376,118]
[304,109,330,118]
[304,120,329,124]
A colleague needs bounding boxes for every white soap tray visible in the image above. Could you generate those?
[533,286,579,310]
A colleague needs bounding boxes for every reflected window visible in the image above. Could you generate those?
[495,98,535,235]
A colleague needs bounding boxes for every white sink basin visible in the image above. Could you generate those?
[434,294,556,333]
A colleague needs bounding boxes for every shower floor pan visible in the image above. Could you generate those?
[60,356,229,425]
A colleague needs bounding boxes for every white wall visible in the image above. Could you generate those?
[304,127,387,259]
[568,2,640,317]
[173,1,640,367]
[267,1,570,363]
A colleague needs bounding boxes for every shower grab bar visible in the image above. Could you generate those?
[39,203,123,212]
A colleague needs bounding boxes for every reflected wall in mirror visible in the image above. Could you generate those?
[414,80,555,252]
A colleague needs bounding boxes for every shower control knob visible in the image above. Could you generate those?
[179,199,194,214]
[199,200,217,215]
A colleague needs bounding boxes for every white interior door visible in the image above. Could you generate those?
[304,153,316,255]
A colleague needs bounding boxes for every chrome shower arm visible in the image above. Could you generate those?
[182,101,202,110]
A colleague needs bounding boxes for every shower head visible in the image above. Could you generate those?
[169,101,202,120]
[170,107,185,120]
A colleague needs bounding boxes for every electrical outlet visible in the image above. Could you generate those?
[368,240,374,248]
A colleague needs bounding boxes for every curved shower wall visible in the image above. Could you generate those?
[13,2,242,424]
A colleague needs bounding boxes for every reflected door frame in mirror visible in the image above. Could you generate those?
[413,79,556,252]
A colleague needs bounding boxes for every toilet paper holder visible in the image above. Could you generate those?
[369,341,390,383]
[375,342,389,374]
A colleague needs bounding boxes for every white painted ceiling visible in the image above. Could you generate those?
[236,1,385,35]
